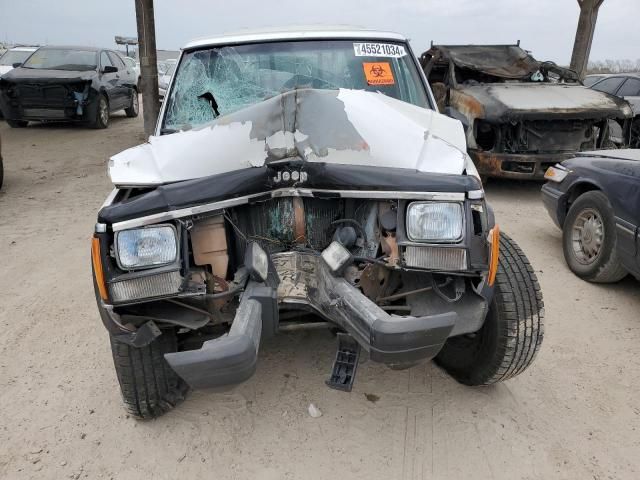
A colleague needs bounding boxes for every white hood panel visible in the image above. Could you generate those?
[109,89,469,186]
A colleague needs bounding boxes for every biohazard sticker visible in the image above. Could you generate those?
[363,62,395,86]
[353,42,407,58]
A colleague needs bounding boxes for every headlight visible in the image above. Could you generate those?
[406,202,464,242]
[116,225,178,270]
[544,164,569,183]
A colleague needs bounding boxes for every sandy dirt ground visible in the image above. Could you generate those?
[0,110,639,480]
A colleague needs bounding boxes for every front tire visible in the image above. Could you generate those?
[110,330,188,419]
[562,191,627,283]
[7,119,28,128]
[125,90,139,118]
[435,233,544,385]
[90,94,109,129]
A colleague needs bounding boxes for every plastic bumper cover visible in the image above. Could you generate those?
[164,281,277,389]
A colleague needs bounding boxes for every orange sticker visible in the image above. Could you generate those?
[363,62,395,86]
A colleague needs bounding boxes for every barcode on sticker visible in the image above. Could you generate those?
[353,43,407,58]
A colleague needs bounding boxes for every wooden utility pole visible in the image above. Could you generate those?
[570,0,604,80]
[134,0,160,137]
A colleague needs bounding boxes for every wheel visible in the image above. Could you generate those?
[435,233,544,385]
[125,90,139,118]
[7,119,28,128]
[562,191,627,283]
[110,330,188,419]
[90,94,109,129]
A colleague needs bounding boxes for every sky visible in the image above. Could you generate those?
[0,0,638,63]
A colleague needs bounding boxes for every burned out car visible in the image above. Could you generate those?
[421,44,634,180]
[91,28,545,419]
[0,46,139,128]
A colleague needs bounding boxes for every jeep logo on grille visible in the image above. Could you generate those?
[273,170,308,183]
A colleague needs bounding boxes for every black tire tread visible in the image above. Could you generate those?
[486,233,545,383]
[90,94,109,129]
[6,119,28,128]
[110,332,188,419]
[436,233,545,385]
[124,90,139,118]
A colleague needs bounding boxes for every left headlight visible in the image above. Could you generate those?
[116,225,178,270]
[406,202,464,242]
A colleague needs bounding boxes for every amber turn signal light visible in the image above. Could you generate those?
[92,237,109,301]
[488,225,500,286]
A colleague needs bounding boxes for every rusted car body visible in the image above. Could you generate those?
[421,44,634,180]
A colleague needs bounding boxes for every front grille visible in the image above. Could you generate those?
[109,270,182,303]
[17,84,72,107]
[403,246,467,271]
[231,197,343,254]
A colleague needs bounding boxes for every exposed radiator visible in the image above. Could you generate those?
[230,197,343,254]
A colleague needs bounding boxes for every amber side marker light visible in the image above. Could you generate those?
[92,237,109,301]
[488,225,500,286]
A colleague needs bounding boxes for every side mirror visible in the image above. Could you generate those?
[12,62,22,68]
[102,65,118,74]
[443,106,470,133]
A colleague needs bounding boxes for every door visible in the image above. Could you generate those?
[100,51,122,110]
[109,52,133,108]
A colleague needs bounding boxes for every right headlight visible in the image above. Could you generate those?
[406,202,464,243]
[116,224,178,270]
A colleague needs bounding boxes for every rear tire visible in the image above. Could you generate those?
[435,233,544,385]
[562,191,627,283]
[110,330,188,419]
[125,90,139,118]
[7,119,28,128]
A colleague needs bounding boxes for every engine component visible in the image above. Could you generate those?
[333,225,358,248]
[190,215,228,280]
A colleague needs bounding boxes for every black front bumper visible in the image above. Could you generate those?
[541,182,567,228]
[99,254,485,390]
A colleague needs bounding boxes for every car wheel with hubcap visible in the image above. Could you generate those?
[125,90,139,118]
[91,94,110,129]
[562,190,627,283]
[435,232,544,385]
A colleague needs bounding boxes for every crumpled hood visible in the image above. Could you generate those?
[109,88,470,186]
[0,67,96,84]
[458,83,633,122]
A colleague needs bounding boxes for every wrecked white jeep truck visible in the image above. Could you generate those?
[91,28,544,419]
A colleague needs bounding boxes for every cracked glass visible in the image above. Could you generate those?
[162,40,429,132]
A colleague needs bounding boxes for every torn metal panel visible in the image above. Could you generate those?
[429,45,540,79]
[108,88,469,186]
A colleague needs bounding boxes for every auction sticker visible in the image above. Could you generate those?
[363,62,395,86]
[353,42,406,58]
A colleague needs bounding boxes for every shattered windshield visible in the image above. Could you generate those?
[163,40,429,131]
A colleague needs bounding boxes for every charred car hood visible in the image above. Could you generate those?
[0,67,95,84]
[457,83,633,122]
[109,88,470,186]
